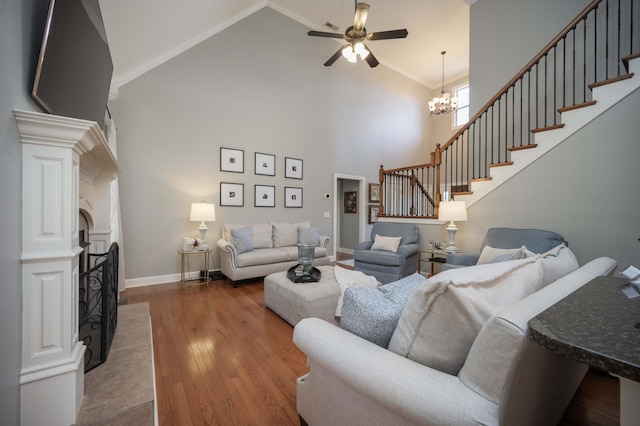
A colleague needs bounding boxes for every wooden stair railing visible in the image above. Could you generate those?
[379,0,638,219]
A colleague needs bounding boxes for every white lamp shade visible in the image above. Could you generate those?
[190,202,216,222]
[438,201,467,222]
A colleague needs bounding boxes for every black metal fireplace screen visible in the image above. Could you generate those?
[79,242,119,372]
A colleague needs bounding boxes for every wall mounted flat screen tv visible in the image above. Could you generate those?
[32,0,113,129]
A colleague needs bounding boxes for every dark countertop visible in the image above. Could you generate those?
[528,275,640,382]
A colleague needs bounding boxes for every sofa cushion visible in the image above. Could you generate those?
[224,223,273,249]
[299,226,320,246]
[477,245,527,264]
[273,221,310,248]
[341,273,426,347]
[370,235,402,252]
[278,246,328,262]
[388,257,544,375]
[353,249,403,266]
[236,248,289,268]
[230,227,253,254]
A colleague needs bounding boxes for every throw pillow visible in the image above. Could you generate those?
[298,226,320,246]
[387,257,544,375]
[477,245,527,265]
[370,235,402,252]
[333,265,380,317]
[224,223,273,249]
[341,273,426,348]
[230,227,253,254]
[525,244,579,286]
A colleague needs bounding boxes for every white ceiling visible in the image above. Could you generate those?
[99,0,471,91]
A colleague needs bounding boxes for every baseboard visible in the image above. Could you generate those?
[125,269,224,288]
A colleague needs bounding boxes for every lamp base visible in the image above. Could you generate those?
[198,223,208,250]
[445,221,459,254]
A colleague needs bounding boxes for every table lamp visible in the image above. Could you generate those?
[438,200,467,254]
[190,201,216,250]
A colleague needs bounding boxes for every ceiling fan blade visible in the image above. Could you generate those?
[353,2,370,31]
[324,47,344,67]
[308,30,345,39]
[364,47,379,68]
[367,29,409,41]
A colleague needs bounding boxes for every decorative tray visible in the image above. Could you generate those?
[287,265,321,283]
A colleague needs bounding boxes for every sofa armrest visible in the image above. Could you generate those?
[217,238,238,268]
[396,243,419,259]
[293,318,496,424]
[446,252,480,266]
[354,241,373,251]
[319,235,330,248]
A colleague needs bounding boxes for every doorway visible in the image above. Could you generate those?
[332,173,367,259]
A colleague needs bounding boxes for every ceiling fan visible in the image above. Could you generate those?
[307,2,408,68]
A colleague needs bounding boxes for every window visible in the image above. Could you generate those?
[453,83,470,128]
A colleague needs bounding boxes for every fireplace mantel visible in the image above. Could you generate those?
[15,109,121,425]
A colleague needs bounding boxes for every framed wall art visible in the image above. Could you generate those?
[344,191,357,213]
[284,187,303,208]
[368,183,380,203]
[254,185,275,207]
[368,205,379,224]
[220,147,244,173]
[285,157,303,179]
[255,152,275,176]
[220,182,244,206]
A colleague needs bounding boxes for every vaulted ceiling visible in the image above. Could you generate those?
[99,0,471,91]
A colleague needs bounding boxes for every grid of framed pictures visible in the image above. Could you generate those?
[218,148,305,208]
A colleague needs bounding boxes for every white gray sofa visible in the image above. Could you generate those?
[216,221,330,286]
[293,251,618,425]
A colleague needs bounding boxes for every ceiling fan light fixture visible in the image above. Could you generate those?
[342,45,357,63]
[429,51,458,116]
[354,42,369,59]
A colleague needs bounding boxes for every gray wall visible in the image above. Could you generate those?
[1,0,48,422]
[110,7,430,282]
[469,0,591,113]
[456,0,640,270]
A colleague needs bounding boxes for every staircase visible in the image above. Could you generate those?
[457,56,639,208]
[378,0,640,219]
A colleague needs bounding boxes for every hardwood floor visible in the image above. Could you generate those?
[123,274,619,426]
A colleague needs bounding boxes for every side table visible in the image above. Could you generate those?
[418,249,447,276]
[178,249,212,289]
[528,275,640,425]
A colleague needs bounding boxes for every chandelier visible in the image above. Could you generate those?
[429,51,458,115]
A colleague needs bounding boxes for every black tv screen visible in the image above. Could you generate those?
[32,0,113,129]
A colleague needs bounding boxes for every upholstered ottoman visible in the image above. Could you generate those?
[264,265,340,326]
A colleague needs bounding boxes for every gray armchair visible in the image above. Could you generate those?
[444,227,568,270]
[353,222,419,283]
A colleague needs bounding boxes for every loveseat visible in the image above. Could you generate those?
[217,221,330,285]
[293,247,618,425]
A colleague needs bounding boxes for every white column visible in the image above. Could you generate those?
[15,110,121,426]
